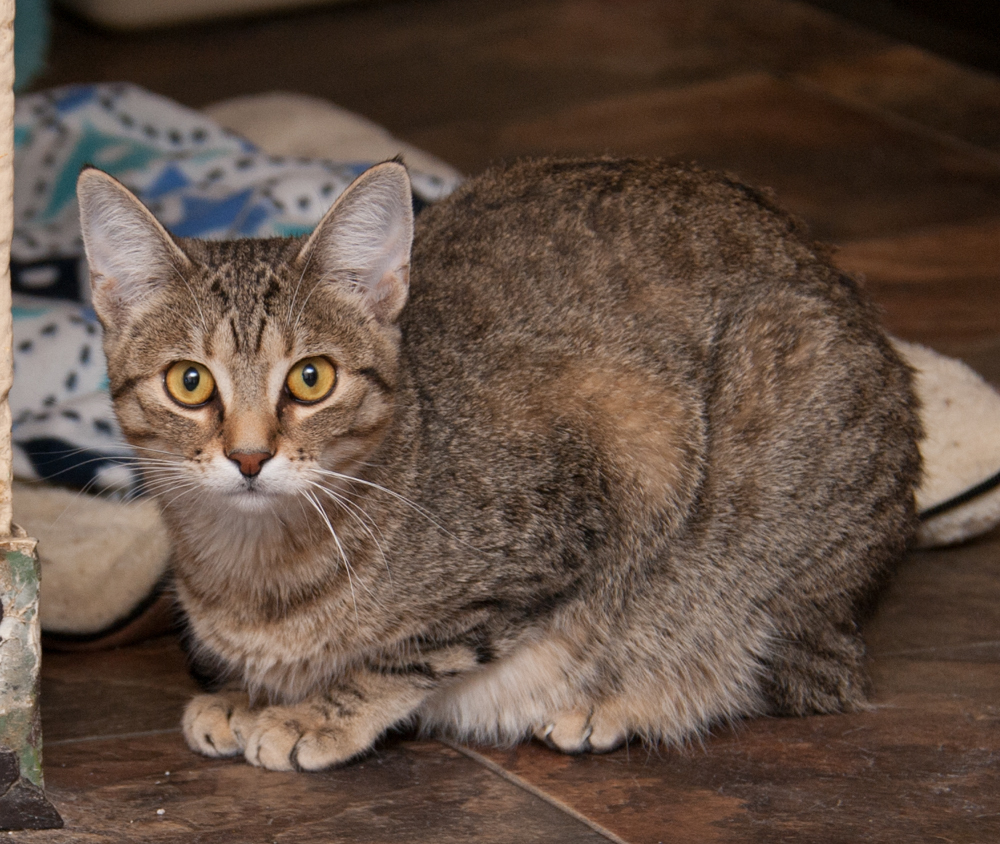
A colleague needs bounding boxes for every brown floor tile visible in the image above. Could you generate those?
[801,45,1000,153]
[409,72,1000,240]
[42,635,194,690]
[36,0,886,133]
[466,694,1000,843]
[864,532,1000,658]
[17,735,610,844]
[41,677,190,745]
[834,218,1000,344]
[40,636,199,744]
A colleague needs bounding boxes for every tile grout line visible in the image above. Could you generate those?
[46,727,181,747]
[874,640,1000,658]
[43,675,198,695]
[790,72,1000,172]
[439,739,632,844]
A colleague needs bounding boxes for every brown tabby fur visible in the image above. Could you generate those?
[76,158,921,771]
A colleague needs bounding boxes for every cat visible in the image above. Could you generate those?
[75,157,921,772]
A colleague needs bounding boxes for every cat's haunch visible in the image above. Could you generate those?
[77,157,920,771]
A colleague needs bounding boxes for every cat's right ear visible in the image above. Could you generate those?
[76,167,190,322]
[296,161,414,325]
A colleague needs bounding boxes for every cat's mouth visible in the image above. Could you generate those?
[225,475,280,508]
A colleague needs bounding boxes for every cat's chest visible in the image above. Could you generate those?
[171,507,374,650]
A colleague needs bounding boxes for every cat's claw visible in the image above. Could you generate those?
[534,710,625,754]
[182,692,251,758]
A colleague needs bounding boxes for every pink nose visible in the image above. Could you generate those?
[228,450,273,477]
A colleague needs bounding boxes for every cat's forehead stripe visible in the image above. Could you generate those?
[190,241,299,357]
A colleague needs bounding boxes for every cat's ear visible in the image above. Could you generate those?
[76,167,190,321]
[297,161,414,324]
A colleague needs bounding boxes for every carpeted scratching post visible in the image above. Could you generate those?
[0,0,62,829]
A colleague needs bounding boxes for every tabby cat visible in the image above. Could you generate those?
[76,158,920,772]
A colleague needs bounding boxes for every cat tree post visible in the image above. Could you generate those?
[0,0,62,829]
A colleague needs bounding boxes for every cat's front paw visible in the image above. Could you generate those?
[182,691,255,758]
[243,702,372,772]
[534,709,625,755]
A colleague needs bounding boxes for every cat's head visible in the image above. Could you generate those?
[76,163,413,513]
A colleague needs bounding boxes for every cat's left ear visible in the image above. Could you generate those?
[77,167,190,322]
[297,161,414,324]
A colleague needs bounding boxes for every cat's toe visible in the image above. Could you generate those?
[534,711,593,754]
[291,729,356,771]
[244,714,301,771]
[587,719,626,754]
[245,709,362,771]
[182,692,250,758]
[534,710,626,754]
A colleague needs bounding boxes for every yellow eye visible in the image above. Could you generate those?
[164,361,216,407]
[286,357,336,403]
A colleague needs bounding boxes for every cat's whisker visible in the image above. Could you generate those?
[314,467,482,556]
[307,480,392,590]
[120,466,193,502]
[284,240,317,333]
[289,278,326,337]
[300,489,362,628]
[124,462,187,478]
[308,493,384,605]
[151,478,205,510]
[125,443,189,459]
[28,470,131,531]
[307,477,385,539]
[139,477,198,498]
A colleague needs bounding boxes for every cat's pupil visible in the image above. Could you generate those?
[183,368,200,392]
[302,364,318,388]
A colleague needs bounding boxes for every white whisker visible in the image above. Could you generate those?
[314,467,482,555]
[301,489,360,628]
[307,479,392,591]
[157,480,206,510]
[284,239,317,333]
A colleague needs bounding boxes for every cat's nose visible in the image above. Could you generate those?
[228,450,273,477]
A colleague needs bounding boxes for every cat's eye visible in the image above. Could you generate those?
[286,357,337,404]
[164,361,216,407]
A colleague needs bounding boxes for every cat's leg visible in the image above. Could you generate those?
[244,672,430,771]
[760,622,871,715]
[422,630,631,752]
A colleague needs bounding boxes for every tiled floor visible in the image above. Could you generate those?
[16,0,1000,840]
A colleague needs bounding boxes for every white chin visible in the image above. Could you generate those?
[225,485,282,512]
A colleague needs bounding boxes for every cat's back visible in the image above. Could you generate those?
[399,158,919,568]
[404,157,898,407]
[408,157,874,354]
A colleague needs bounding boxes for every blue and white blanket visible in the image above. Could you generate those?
[10,83,461,493]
